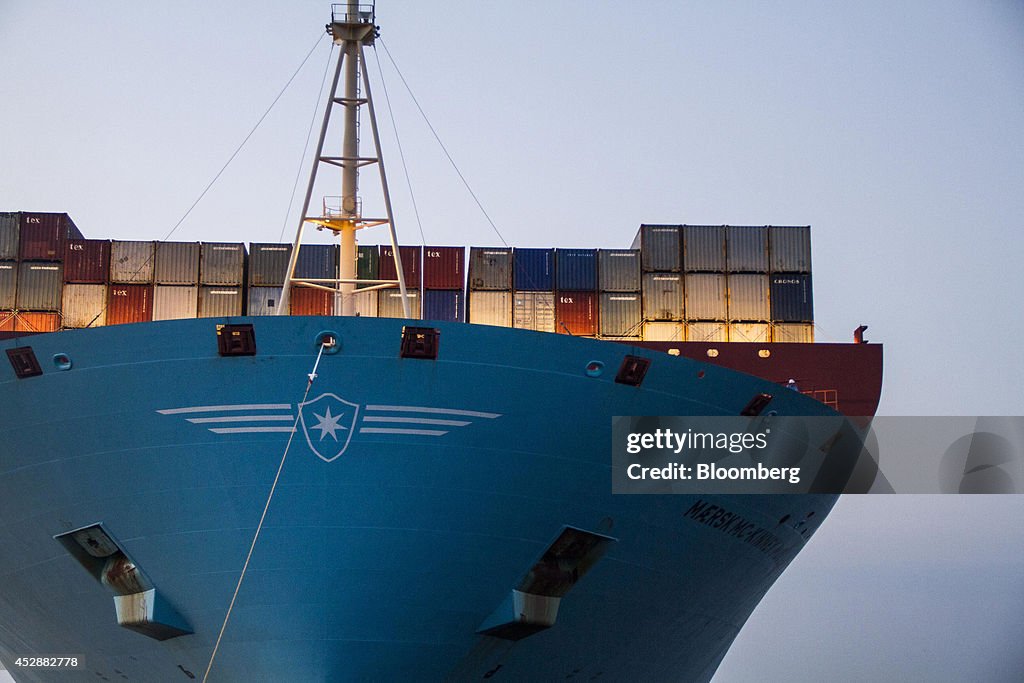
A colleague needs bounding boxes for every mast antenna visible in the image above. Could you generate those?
[279,1,409,317]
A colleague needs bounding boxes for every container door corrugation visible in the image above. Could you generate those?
[153,285,199,321]
[555,291,597,336]
[109,241,156,283]
[4,311,60,332]
[726,226,768,272]
[352,289,378,318]
[201,243,245,285]
[687,321,728,342]
[289,287,334,316]
[598,249,640,292]
[16,262,63,311]
[513,291,555,332]
[556,249,597,291]
[198,287,243,318]
[641,272,683,321]
[18,213,82,261]
[469,290,512,327]
[154,242,200,285]
[728,322,771,343]
[772,322,815,343]
[769,226,812,273]
[0,262,16,309]
[249,244,293,286]
[635,225,682,272]
[642,321,685,342]
[727,274,770,321]
[62,284,106,328]
[106,285,154,325]
[770,274,814,321]
[357,244,379,282]
[599,293,642,337]
[685,273,727,321]
[0,213,20,260]
[683,226,726,272]
[378,289,421,319]
[379,246,422,289]
[295,244,338,280]
[468,247,512,290]
[423,246,464,290]
[65,239,111,284]
[248,286,283,316]
[423,289,464,322]
[513,248,554,291]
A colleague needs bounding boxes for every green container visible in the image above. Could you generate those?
[357,245,379,281]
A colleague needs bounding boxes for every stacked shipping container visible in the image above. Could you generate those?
[468,247,513,328]
[2,209,816,343]
[1,213,82,332]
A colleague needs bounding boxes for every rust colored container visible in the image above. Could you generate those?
[555,291,597,336]
[64,239,111,283]
[422,246,464,289]
[289,287,334,316]
[106,284,154,325]
[19,212,83,261]
[1,311,61,332]
[379,245,421,288]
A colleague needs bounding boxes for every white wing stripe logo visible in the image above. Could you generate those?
[209,427,297,434]
[364,405,501,419]
[359,427,449,436]
[156,401,502,443]
[157,403,292,415]
[187,415,296,424]
[361,416,471,427]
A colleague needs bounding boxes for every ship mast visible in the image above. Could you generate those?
[279,1,409,317]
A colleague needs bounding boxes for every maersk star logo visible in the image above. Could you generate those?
[298,393,359,462]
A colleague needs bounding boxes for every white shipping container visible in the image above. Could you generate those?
[687,321,728,342]
[378,289,421,319]
[728,322,771,343]
[513,291,555,332]
[772,323,815,343]
[61,284,106,328]
[153,285,199,321]
[468,290,512,327]
[110,241,156,283]
[728,274,770,321]
[685,273,727,320]
[351,289,379,317]
[642,321,685,342]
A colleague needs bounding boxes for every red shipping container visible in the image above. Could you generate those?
[64,239,111,283]
[19,212,83,261]
[555,291,597,336]
[423,246,464,289]
[14,312,60,332]
[289,287,334,316]
[107,284,154,325]
[379,245,421,288]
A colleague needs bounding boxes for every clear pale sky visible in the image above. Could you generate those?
[1,2,1022,681]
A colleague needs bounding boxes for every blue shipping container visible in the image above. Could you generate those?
[770,274,814,321]
[422,289,464,322]
[556,249,597,291]
[513,248,554,291]
[295,244,338,280]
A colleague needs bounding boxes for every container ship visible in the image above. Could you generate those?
[0,4,882,681]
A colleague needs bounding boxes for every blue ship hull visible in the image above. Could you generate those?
[1,317,846,681]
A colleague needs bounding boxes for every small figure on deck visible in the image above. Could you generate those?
[786,378,800,391]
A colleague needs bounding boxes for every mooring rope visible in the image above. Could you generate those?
[201,339,329,682]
